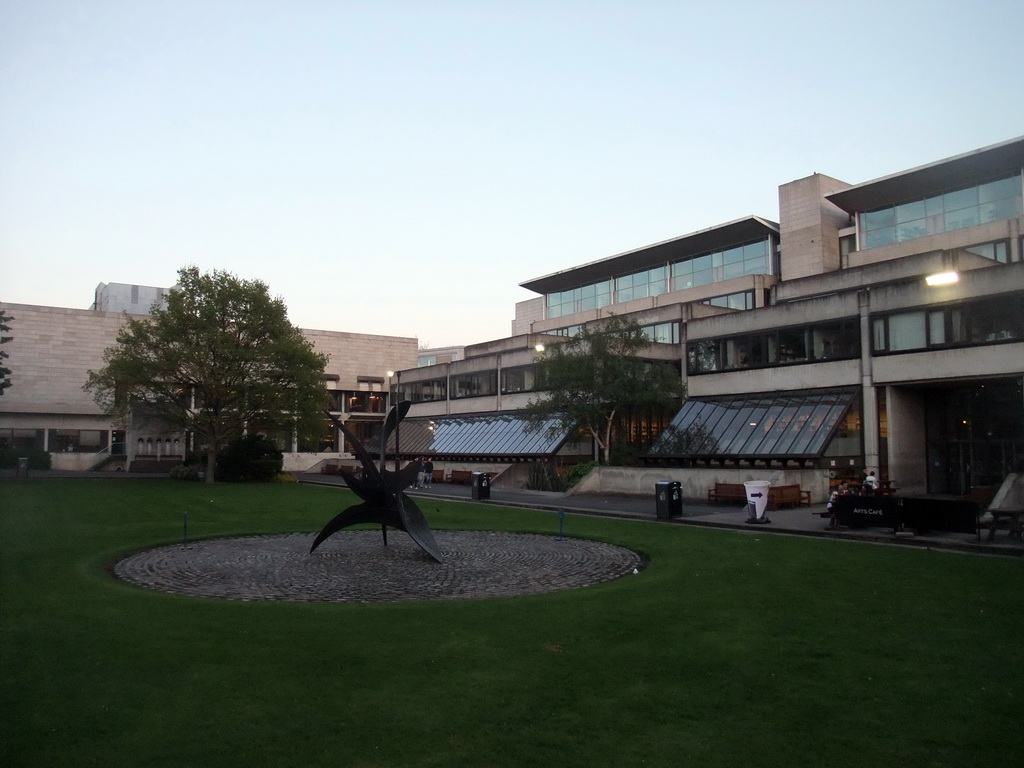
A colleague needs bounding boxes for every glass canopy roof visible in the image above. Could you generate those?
[646,387,858,460]
[375,413,571,459]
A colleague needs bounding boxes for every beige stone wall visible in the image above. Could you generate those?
[511,297,544,335]
[301,328,417,390]
[0,302,129,416]
[778,173,851,280]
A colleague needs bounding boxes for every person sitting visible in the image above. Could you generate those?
[827,481,851,528]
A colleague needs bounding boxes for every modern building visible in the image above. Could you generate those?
[417,345,464,367]
[5,136,1022,496]
[91,282,170,314]
[0,298,418,471]
[393,136,1024,500]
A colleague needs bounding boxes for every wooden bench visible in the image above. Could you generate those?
[707,483,746,505]
[985,509,1024,541]
[768,484,811,509]
[448,470,475,485]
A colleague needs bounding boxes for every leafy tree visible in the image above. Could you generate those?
[0,309,12,395]
[524,315,684,464]
[86,267,328,483]
[215,434,284,482]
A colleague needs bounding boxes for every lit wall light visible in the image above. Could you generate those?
[925,271,959,286]
[535,344,545,353]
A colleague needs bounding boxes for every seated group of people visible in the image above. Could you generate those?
[826,471,881,527]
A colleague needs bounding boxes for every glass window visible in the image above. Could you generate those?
[979,176,1020,203]
[451,371,497,399]
[897,220,928,241]
[888,312,927,351]
[778,327,807,362]
[48,429,109,453]
[964,241,1008,262]
[743,240,767,259]
[723,261,744,280]
[980,198,1020,223]
[501,366,536,394]
[722,246,744,264]
[641,322,679,345]
[862,208,896,231]
[692,269,714,287]
[945,207,979,231]
[865,226,896,248]
[687,340,719,373]
[943,187,978,211]
[928,310,946,345]
[743,257,766,276]
[860,175,1022,249]
[895,200,926,223]
[873,318,886,351]
[724,338,750,369]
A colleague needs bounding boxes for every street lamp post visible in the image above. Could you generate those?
[383,371,395,476]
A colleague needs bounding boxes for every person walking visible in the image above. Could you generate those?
[415,457,425,489]
[423,458,434,488]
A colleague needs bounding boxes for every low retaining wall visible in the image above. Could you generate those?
[568,466,831,504]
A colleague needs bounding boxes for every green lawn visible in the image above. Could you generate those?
[2,479,1022,768]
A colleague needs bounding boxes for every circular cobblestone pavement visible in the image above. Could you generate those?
[113,531,643,603]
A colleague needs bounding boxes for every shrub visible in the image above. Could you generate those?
[563,460,598,489]
[215,435,283,482]
[168,464,202,481]
[525,461,567,492]
[0,447,52,470]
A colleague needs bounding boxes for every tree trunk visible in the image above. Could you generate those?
[205,445,217,484]
[601,412,615,465]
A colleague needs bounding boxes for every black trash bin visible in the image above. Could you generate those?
[471,472,491,500]
[655,480,683,518]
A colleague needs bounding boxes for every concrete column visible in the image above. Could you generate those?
[858,290,879,472]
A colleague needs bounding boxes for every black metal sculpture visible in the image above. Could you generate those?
[309,401,444,563]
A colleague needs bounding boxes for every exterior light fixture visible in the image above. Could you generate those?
[535,344,545,353]
[386,370,395,378]
[926,271,958,286]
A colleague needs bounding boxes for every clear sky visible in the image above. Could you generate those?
[2,1,1022,347]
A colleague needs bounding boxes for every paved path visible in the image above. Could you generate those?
[301,474,1024,558]
[114,530,642,603]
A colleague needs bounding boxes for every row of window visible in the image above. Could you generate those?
[327,390,388,413]
[702,290,756,311]
[0,428,110,453]
[963,240,1010,263]
[549,320,682,343]
[687,320,860,375]
[861,175,1022,249]
[670,240,770,291]
[398,365,541,402]
[545,237,774,318]
[686,293,1024,373]
[872,294,1024,353]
